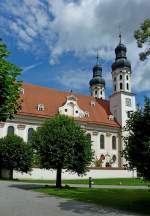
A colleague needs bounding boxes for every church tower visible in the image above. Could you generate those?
[89,53,105,99]
[110,34,136,127]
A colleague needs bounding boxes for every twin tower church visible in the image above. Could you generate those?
[0,36,136,179]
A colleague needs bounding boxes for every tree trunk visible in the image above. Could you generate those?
[56,167,62,188]
[9,169,13,180]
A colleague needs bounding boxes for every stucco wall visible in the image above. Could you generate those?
[0,118,121,168]
[13,168,136,180]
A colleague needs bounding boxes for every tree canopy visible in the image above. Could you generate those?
[31,114,93,188]
[134,18,150,61]
[0,39,22,121]
[123,97,150,180]
[0,134,33,179]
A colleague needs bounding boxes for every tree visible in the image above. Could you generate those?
[0,134,33,179]
[0,38,22,121]
[123,97,150,180]
[31,115,93,188]
[134,18,150,61]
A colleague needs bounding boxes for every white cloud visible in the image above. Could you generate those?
[132,60,150,92]
[0,0,150,93]
[55,69,90,90]
[55,65,112,91]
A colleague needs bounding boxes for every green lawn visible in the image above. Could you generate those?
[33,187,150,215]
[18,178,149,186]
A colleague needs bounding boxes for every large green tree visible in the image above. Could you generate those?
[0,134,33,179]
[123,97,150,180]
[134,18,150,61]
[0,38,22,121]
[31,115,93,188]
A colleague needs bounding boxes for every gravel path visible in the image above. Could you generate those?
[0,181,143,216]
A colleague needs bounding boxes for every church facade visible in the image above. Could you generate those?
[0,37,136,179]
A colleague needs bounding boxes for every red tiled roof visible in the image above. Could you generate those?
[18,83,120,128]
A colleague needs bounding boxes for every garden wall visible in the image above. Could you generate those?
[13,168,137,180]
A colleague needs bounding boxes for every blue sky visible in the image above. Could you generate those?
[0,0,150,106]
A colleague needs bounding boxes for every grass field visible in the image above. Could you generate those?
[18,178,149,186]
[33,187,150,215]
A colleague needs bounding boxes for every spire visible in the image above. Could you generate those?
[111,33,131,71]
[118,25,122,44]
[119,33,122,44]
[89,50,105,87]
[96,49,100,64]
[89,51,105,99]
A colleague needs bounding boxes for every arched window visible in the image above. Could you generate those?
[120,83,123,90]
[114,85,116,91]
[87,133,91,140]
[100,134,105,149]
[126,75,129,80]
[28,128,34,141]
[112,155,117,163]
[7,126,14,135]
[120,75,122,80]
[127,83,129,90]
[112,136,116,149]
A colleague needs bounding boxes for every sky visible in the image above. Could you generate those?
[0,0,150,106]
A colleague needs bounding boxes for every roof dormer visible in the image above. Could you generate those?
[37,104,45,111]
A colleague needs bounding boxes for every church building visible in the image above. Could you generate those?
[0,36,136,179]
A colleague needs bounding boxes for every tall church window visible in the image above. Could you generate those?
[100,134,105,149]
[127,83,129,90]
[87,133,91,141]
[126,75,129,80]
[120,83,123,90]
[114,85,116,91]
[112,136,116,150]
[28,128,34,142]
[120,75,122,80]
[7,126,14,135]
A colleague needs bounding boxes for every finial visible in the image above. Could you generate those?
[96,49,100,64]
[118,25,122,44]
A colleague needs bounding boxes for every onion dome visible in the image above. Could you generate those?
[112,34,131,70]
[112,58,131,70]
[89,62,105,86]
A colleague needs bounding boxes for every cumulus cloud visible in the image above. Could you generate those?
[55,69,90,90]
[0,0,150,92]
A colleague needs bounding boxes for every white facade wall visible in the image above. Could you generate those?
[0,114,122,177]
[121,93,136,127]
[86,129,120,168]
[13,168,136,180]
[110,92,136,127]
[90,84,105,99]
[112,68,131,93]
[0,121,38,142]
